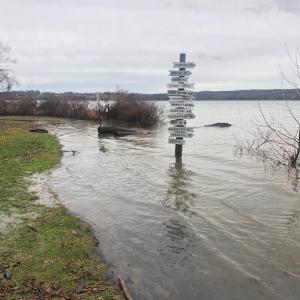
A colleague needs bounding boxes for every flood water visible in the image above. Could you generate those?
[47,101,300,300]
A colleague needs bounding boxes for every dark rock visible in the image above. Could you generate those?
[76,282,85,293]
[204,122,231,128]
[5,271,12,279]
[0,267,12,279]
[30,128,48,133]
[98,127,137,137]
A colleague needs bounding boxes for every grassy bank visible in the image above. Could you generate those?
[0,119,123,299]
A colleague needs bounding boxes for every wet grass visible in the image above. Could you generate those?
[0,122,60,214]
[0,120,123,299]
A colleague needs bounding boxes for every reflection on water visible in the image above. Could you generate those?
[164,157,196,215]
[287,208,300,228]
[287,168,300,192]
[163,219,191,254]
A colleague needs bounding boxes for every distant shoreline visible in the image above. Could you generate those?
[134,89,300,101]
[4,88,300,101]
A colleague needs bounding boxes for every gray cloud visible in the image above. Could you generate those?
[0,0,299,92]
[244,0,300,14]
[273,0,300,12]
[242,4,272,13]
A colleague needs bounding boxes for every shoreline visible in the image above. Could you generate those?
[0,117,125,299]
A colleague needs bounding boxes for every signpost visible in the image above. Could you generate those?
[167,83,194,89]
[169,108,192,113]
[173,62,196,68]
[167,90,193,96]
[169,70,192,77]
[167,113,195,119]
[167,53,196,158]
[168,127,194,132]
[168,138,185,145]
[171,77,188,82]
[170,102,194,107]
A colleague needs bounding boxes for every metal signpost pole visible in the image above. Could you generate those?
[97,92,102,128]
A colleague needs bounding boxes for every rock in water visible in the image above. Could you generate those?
[98,127,137,137]
[30,128,49,133]
[204,122,231,128]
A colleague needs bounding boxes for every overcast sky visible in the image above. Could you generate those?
[0,0,300,93]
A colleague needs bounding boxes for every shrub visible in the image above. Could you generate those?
[38,99,97,120]
[109,91,163,127]
[0,97,37,116]
[0,92,163,127]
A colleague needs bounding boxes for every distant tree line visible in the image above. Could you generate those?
[5,88,300,102]
[136,89,300,101]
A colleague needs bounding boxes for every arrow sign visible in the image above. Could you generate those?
[168,90,193,96]
[170,132,194,138]
[169,100,194,107]
[168,127,194,133]
[169,70,191,77]
[168,138,185,145]
[173,62,195,69]
[168,95,195,100]
[169,108,192,114]
[170,119,187,126]
[167,82,194,89]
[170,103,194,108]
[167,113,195,119]
[171,77,188,82]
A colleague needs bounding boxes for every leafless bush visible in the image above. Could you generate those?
[0,98,37,116]
[235,102,300,168]
[38,99,97,120]
[110,90,164,127]
[0,92,163,127]
[236,49,300,168]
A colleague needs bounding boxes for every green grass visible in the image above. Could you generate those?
[0,126,60,213]
[0,121,123,299]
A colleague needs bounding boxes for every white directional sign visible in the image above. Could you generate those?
[170,132,194,138]
[169,70,191,77]
[171,77,188,82]
[169,99,194,103]
[168,126,194,133]
[170,100,194,107]
[167,113,195,119]
[168,90,193,96]
[173,62,195,69]
[167,82,194,89]
[169,108,192,114]
[168,138,185,145]
[168,95,194,100]
[170,103,194,108]
[170,119,187,126]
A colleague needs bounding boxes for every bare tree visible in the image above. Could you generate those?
[235,49,300,168]
[235,102,300,168]
[0,42,16,93]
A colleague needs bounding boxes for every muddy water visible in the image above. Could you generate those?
[48,101,300,300]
